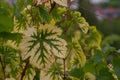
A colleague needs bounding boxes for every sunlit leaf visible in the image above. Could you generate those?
[78,17,89,34]
[19,24,67,67]
[69,11,89,34]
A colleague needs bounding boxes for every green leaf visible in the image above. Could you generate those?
[102,34,120,49]
[112,58,120,79]
[83,61,95,74]
[91,51,103,64]
[33,69,41,80]
[25,0,34,5]
[14,4,32,30]
[50,7,66,21]
[39,6,51,23]
[46,62,62,80]
[0,6,13,32]
[97,67,115,80]
[69,68,84,79]
[14,15,27,30]
[16,0,25,11]
[0,45,20,78]
[24,64,35,80]
[0,32,23,44]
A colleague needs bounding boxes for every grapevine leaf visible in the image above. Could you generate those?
[39,6,51,23]
[102,34,120,49]
[0,5,13,32]
[0,32,23,45]
[14,5,32,30]
[50,7,66,21]
[0,45,20,78]
[46,62,62,80]
[19,24,67,67]
[70,11,89,34]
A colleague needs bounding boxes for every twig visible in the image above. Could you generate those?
[0,56,5,80]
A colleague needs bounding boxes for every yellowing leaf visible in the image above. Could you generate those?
[86,26,101,50]
[78,17,89,34]
[53,0,67,7]
[71,38,86,68]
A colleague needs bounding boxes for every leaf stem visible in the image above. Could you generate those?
[49,0,56,13]
[20,58,30,80]
[0,56,5,80]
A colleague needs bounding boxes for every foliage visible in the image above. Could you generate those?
[0,0,120,80]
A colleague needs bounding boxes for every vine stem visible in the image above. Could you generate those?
[0,56,5,80]
[20,58,30,80]
[62,1,71,79]
[63,58,66,80]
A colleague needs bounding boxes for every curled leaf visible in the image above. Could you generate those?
[71,38,86,68]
